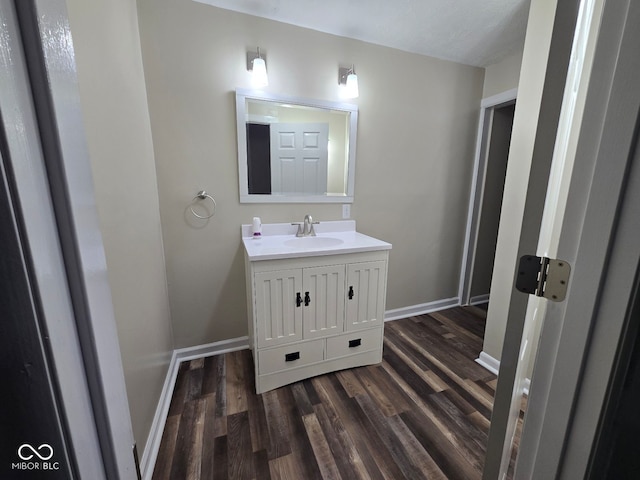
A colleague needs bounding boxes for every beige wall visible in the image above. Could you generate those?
[137,0,484,348]
[483,0,558,361]
[66,0,174,454]
[483,51,524,98]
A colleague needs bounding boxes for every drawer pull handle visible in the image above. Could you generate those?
[304,291,311,306]
[285,352,300,362]
[349,339,362,348]
[296,292,302,307]
[348,286,354,299]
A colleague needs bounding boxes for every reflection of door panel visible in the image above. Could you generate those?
[270,123,328,194]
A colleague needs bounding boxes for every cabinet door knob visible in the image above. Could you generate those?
[348,286,354,299]
[304,291,311,306]
[296,292,302,307]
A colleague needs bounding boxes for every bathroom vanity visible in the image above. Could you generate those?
[242,220,391,393]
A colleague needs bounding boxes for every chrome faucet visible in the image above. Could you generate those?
[303,214,316,236]
[292,214,319,237]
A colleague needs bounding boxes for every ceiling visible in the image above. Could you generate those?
[194,0,531,67]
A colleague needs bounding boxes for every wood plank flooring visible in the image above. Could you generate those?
[152,305,523,479]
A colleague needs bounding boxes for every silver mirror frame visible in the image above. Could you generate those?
[235,88,358,203]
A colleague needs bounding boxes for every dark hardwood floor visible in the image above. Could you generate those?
[152,305,523,479]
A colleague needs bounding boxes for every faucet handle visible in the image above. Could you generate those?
[291,222,304,237]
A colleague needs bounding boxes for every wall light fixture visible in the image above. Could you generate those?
[247,47,268,87]
[338,65,359,99]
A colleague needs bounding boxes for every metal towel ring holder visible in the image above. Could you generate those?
[190,190,217,219]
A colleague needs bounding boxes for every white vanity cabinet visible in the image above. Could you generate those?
[254,263,345,347]
[245,250,389,394]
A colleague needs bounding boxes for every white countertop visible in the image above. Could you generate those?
[242,220,392,261]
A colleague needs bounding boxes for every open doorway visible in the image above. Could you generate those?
[460,90,517,307]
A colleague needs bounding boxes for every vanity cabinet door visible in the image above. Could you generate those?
[255,269,303,347]
[345,260,387,331]
[302,264,346,339]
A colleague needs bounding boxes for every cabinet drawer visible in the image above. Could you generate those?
[326,328,382,359]
[258,340,324,375]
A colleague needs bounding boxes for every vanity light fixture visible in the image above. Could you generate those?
[338,65,359,99]
[247,47,268,87]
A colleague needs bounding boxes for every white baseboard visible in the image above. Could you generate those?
[469,294,490,305]
[139,351,179,480]
[476,351,500,375]
[475,350,531,395]
[140,336,250,480]
[384,297,460,322]
[173,335,249,363]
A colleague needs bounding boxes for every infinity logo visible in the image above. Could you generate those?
[18,444,54,461]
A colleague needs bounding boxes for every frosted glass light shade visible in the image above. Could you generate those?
[345,73,359,98]
[252,57,268,87]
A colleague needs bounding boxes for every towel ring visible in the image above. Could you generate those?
[190,190,216,219]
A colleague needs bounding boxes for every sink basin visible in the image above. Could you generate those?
[283,236,344,249]
[242,221,392,260]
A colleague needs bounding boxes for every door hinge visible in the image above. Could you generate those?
[515,255,571,302]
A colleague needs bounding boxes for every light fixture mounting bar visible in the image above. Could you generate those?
[338,66,353,85]
[247,50,267,71]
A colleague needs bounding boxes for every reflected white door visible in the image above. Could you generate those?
[270,122,329,194]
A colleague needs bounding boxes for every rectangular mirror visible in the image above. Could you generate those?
[236,89,358,203]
